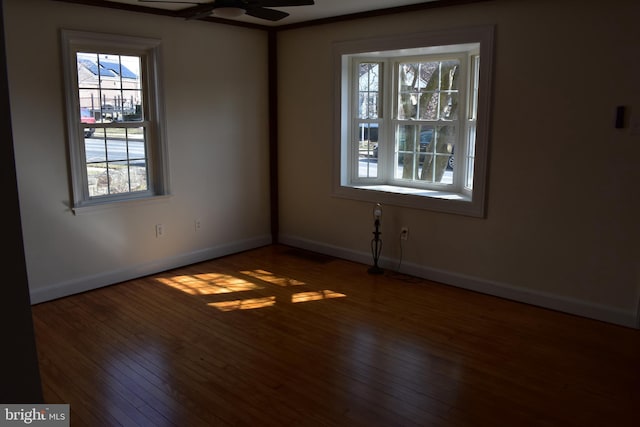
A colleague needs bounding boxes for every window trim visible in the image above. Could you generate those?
[332,26,494,217]
[61,29,170,213]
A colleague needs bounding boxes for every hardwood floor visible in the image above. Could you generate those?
[32,244,639,426]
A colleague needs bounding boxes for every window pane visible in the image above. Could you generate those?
[398,63,418,119]
[465,157,474,189]
[358,157,378,178]
[127,128,146,162]
[77,53,142,123]
[469,55,480,120]
[121,90,143,121]
[85,127,148,197]
[417,92,438,120]
[106,161,131,194]
[87,162,108,197]
[358,93,380,119]
[465,55,479,189]
[399,60,460,121]
[119,55,142,89]
[395,124,454,183]
[435,125,455,154]
[77,53,102,89]
[465,123,476,189]
[99,90,119,121]
[419,125,434,154]
[438,60,460,121]
[399,62,435,120]
[440,60,460,91]
[88,155,147,197]
[357,123,379,143]
[79,89,99,113]
[396,125,418,179]
[397,125,433,154]
[358,62,381,119]
[126,128,148,192]
[88,164,111,197]
[98,54,123,89]
[395,153,415,180]
[80,105,97,139]
[419,125,455,184]
[106,133,128,162]
[467,125,476,157]
[85,128,106,163]
[358,63,379,91]
[356,122,378,178]
[398,92,417,120]
[129,163,149,192]
[440,92,459,121]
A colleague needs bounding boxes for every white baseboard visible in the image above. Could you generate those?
[29,235,272,305]
[279,235,638,329]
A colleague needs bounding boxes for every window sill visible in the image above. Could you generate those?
[71,194,172,215]
[354,184,471,201]
[333,184,484,217]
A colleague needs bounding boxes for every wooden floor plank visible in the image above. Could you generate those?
[32,244,640,426]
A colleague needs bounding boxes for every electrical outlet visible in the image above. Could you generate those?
[194,219,201,232]
[155,224,164,238]
[400,227,409,240]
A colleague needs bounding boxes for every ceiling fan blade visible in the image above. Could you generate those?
[176,2,217,19]
[257,0,315,6]
[137,0,314,21]
[245,7,289,21]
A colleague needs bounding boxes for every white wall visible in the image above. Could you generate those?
[277,0,640,327]
[4,0,271,302]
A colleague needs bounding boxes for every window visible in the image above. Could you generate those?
[61,30,169,212]
[333,26,494,217]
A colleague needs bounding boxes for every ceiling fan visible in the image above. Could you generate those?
[138,0,315,21]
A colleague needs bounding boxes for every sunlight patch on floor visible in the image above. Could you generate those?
[156,273,262,295]
[240,269,306,287]
[291,290,346,303]
[208,296,276,312]
[157,269,347,312]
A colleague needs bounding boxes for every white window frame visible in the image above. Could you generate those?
[333,26,494,217]
[61,30,170,213]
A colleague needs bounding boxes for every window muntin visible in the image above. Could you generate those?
[62,30,168,211]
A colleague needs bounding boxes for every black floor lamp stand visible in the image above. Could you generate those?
[368,204,383,275]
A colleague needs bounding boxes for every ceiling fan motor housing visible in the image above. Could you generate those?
[139,0,315,21]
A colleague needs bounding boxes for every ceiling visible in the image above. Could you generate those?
[65,0,448,28]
